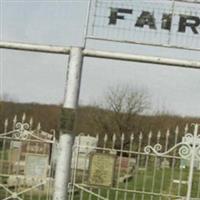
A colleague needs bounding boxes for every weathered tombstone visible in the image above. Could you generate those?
[10,141,21,165]
[10,130,52,175]
[10,141,23,175]
[74,135,98,154]
[180,159,200,170]
[7,153,49,189]
[88,153,116,187]
[71,135,98,183]
[161,159,170,169]
[8,129,54,190]
[71,135,98,171]
[180,135,200,169]
[116,157,136,172]
[116,157,136,183]
[156,158,161,169]
[21,130,52,156]
[25,154,49,178]
[10,141,21,149]
[180,159,188,169]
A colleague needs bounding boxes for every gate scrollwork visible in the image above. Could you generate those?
[144,133,200,160]
[12,122,30,140]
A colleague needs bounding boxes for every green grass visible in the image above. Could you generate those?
[73,167,200,200]
[0,167,200,200]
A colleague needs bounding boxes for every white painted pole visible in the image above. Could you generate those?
[53,47,83,200]
[186,124,199,200]
[64,47,83,109]
[53,134,74,200]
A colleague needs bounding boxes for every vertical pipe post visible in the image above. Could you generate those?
[53,47,83,200]
[83,0,92,48]
[186,124,199,200]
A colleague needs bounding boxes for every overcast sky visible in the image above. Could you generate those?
[1,0,200,117]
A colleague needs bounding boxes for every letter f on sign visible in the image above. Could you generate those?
[109,8,133,25]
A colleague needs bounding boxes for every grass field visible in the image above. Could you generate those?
[72,167,200,200]
[0,167,199,200]
[0,148,200,200]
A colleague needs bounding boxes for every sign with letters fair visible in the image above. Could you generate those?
[86,0,200,50]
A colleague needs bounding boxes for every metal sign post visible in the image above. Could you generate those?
[53,47,83,200]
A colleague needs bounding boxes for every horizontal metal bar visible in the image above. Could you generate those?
[79,184,181,198]
[74,145,182,159]
[74,184,108,200]
[86,36,200,52]
[83,49,200,69]
[0,41,71,54]
[0,136,54,143]
[172,0,200,4]
[1,41,200,69]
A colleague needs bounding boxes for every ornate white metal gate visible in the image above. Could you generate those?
[0,114,56,200]
[70,124,200,200]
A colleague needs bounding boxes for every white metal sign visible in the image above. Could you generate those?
[86,0,200,50]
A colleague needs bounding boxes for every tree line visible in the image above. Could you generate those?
[1,86,200,147]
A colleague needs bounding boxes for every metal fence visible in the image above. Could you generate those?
[69,124,200,200]
[0,119,200,200]
[0,114,56,200]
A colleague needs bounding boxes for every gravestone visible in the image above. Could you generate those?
[180,135,200,170]
[10,141,21,164]
[116,157,136,173]
[10,130,52,175]
[88,153,116,187]
[116,157,136,183]
[156,158,161,169]
[74,135,98,154]
[180,159,200,170]
[21,130,52,157]
[8,153,49,188]
[161,159,170,169]
[71,135,98,171]
[71,135,98,183]
[25,153,49,178]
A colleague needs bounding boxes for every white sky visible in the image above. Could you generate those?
[1,0,200,117]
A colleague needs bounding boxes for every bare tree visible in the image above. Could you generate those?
[88,85,149,147]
